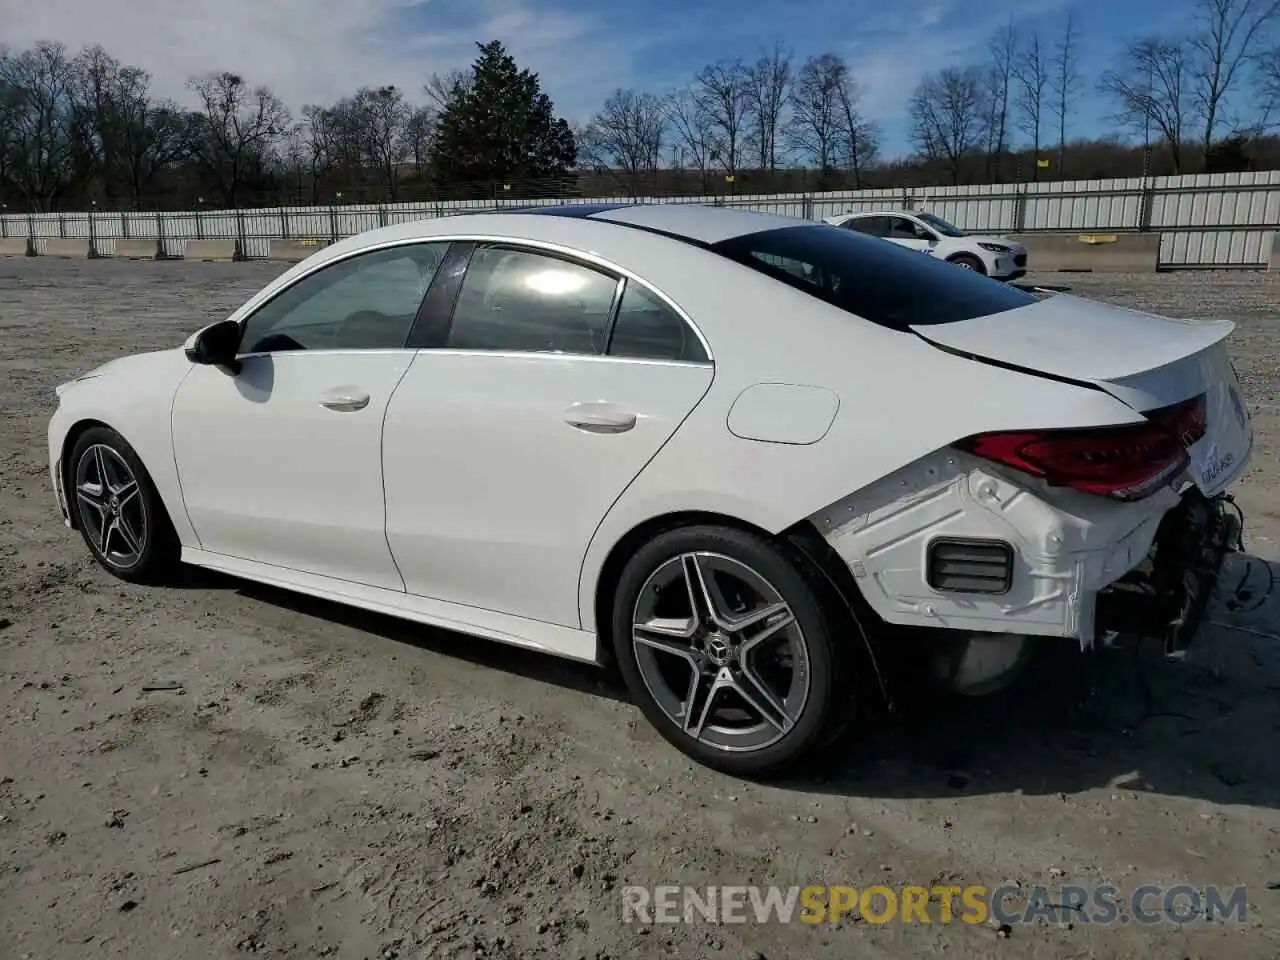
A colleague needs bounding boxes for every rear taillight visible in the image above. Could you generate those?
[956,394,1206,501]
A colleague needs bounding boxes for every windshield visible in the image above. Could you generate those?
[915,212,966,237]
[708,225,1035,330]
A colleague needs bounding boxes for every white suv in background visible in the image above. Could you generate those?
[823,210,1028,281]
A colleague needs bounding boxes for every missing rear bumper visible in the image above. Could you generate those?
[1095,489,1240,658]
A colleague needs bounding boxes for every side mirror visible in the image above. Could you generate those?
[184,319,243,374]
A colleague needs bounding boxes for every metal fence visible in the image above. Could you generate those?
[4,169,1279,268]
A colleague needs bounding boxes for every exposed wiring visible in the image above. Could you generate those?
[1216,494,1275,615]
[1133,493,1250,726]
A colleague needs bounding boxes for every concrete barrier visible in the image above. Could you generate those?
[1011,232,1161,273]
[268,238,328,262]
[110,239,161,260]
[0,237,32,257]
[42,238,91,258]
[181,239,238,261]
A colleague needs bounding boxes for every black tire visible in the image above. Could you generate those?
[610,524,851,778]
[949,253,986,273]
[67,425,179,584]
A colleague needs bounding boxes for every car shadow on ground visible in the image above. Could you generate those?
[170,565,629,705]
[789,553,1280,808]
[171,555,1280,809]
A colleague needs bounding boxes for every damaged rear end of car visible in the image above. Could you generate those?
[709,222,1253,698]
[821,295,1249,694]
[913,290,1253,657]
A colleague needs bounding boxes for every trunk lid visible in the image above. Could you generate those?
[911,293,1254,497]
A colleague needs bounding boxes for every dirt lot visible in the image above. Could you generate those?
[2,258,1280,959]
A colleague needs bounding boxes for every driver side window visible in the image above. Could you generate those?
[240,242,449,354]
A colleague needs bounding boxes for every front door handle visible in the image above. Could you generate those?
[319,389,370,412]
[563,401,637,434]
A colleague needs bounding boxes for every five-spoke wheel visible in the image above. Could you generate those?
[612,525,849,776]
[74,443,147,569]
[68,426,177,583]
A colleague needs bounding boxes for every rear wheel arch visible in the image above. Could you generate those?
[590,511,890,706]
[592,511,773,669]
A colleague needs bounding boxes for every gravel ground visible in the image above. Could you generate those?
[2,258,1280,959]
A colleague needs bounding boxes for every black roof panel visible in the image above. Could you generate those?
[503,202,636,218]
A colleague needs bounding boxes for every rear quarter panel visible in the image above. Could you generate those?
[575,284,1146,633]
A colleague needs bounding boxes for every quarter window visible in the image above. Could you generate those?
[240,243,447,353]
[608,282,708,363]
[446,247,618,355]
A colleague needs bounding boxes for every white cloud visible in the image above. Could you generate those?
[839,0,1074,143]
[0,0,1078,148]
[0,0,619,118]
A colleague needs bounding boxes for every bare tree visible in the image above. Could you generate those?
[788,54,844,171]
[298,103,338,201]
[349,85,410,200]
[1013,32,1051,178]
[1259,45,1280,128]
[834,66,878,185]
[583,88,665,181]
[0,42,78,208]
[1188,0,1280,162]
[910,66,986,184]
[985,20,1018,179]
[1050,9,1082,175]
[71,46,182,203]
[663,87,715,190]
[692,59,752,177]
[1100,38,1193,173]
[403,106,435,179]
[424,69,470,111]
[746,43,792,171]
[186,71,290,207]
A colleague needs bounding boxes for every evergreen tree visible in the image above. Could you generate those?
[429,41,576,189]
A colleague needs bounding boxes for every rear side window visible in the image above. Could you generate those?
[709,225,1035,330]
[446,246,617,355]
[608,282,708,363]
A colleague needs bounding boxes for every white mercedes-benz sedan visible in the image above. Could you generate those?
[48,202,1252,776]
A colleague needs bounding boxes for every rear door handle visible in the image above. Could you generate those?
[563,401,637,434]
[319,389,370,412]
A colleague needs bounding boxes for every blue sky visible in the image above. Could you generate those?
[3,0,1236,159]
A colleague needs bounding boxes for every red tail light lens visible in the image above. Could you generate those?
[956,394,1206,501]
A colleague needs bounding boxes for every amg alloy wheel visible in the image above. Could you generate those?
[68,426,178,583]
[612,525,848,776]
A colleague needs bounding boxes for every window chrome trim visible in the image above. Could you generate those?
[231,238,454,354]
[227,233,714,364]
[407,348,712,367]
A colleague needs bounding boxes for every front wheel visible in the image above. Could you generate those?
[610,525,851,777]
[949,253,985,273]
[68,426,179,583]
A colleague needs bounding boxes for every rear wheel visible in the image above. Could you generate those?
[949,253,985,273]
[68,426,179,583]
[610,525,850,777]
